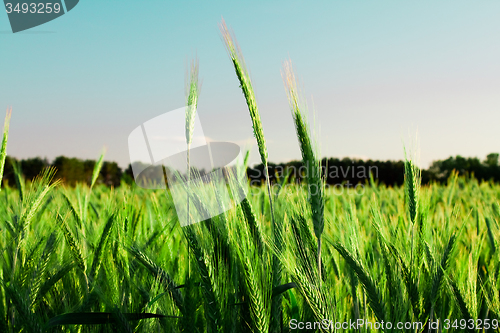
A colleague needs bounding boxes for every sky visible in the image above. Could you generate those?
[1,1,500,169]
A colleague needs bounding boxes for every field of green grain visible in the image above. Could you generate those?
[1,159,500,332]
[0,21,499,333]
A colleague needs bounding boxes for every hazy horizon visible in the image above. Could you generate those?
[4,150,499,171]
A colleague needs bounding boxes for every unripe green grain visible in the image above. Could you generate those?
[185,59,199,147]
[0,107,12,191]
[404,159,420,225]
[219,21,268,166]
[282,60,324,277]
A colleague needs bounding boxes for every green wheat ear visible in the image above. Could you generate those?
[0,107,12,190]
[184,58,200,284]
[185,58,199,147]
[282,60,324,275]
[404,148,421,225]
[83,149,106,223]
[219,19,268,166]
[219,19,275,223]
[220,20,281,330]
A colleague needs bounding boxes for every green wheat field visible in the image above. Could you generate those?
[0,21,499,333]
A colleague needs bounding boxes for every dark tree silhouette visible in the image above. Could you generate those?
[2,153,500,189]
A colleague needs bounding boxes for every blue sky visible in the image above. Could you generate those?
[1,1,500,168]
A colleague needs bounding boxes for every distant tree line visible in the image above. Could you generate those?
[248,153,500,186]
[2,153,499,188]
[425,153,500,184]
[2,156,122,187]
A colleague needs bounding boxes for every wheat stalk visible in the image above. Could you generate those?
[185,60,200,209]
[183,225,222,332]
[282,60,324,279]
[57,212,86,272]
[404,159,420,225]
[219,20,281,330]
[89,213,115,280]
[404,149,421,299]
[185,58,199,149]
[185,58,199,281]
[0,107,12,191]
[219,19,275,226]
[127,245,185,314]
[83,149,105,223]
